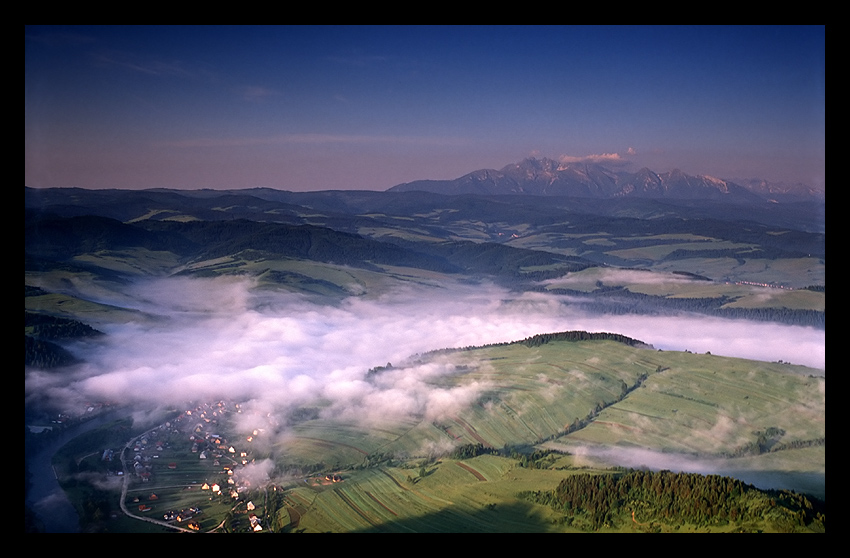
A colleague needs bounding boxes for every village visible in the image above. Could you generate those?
[727,279,795,290]
[109,400,277,532]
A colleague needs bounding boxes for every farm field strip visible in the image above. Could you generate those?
[333,487,385,529]
[339,483,411,526]
[365,490,398,516]
[606,240,757,262]
[473,403,543,443]
[302,470,442,531]
[52,337,823,532]
[291,436,369,455]
[502,403,556,439]
[456,461,487,481]
[307,490,372,532]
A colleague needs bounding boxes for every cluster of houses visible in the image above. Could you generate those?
[162,506,202,527]
[114,400,274,532]
[127,428,171,483]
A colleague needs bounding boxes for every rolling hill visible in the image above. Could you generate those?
[25,175,825,533]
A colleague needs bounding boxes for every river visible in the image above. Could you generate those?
[25,409,131,533]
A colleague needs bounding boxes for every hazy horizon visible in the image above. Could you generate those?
[25,25,824,192]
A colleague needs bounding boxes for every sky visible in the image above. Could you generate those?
[25,25,825,192]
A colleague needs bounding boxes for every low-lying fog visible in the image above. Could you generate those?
[549,444,826,501]
[26,275,826,503]
[26,275,824,419]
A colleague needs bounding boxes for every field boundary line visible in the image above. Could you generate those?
[365,491,397,516]
[456,461,487,481]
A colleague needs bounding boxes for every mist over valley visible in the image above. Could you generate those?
[25,165,825,532]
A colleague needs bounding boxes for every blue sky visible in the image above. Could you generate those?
[25,25,825,191]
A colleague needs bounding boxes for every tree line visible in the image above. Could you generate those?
[519,330,647,348]
[25,309,104,369]
[26,310,104,341]
[544,286,825,329]
[524,469,825,532]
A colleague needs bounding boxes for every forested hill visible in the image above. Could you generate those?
[24,212,596,286]
[525,469,825,532]
[544,286,826,329]
[25,187,824,328]
[137,219,459,273]
[24,300,104,369]
[25,186,824,234]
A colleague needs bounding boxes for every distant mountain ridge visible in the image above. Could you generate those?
[388,157,824,202]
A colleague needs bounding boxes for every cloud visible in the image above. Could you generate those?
[558,151,633,165]
[25,276,825,428]
[233,458,275,487]
[552,442,825,499]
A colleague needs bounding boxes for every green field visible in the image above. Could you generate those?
[26,188,826,532]
[45,336,823,532]
[543,265,824,313]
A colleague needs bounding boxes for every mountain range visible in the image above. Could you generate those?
[388,157,824,203]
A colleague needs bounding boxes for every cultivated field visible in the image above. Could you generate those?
[43,327,825,533]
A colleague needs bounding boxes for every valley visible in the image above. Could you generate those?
[25,174,825,532]
[30,335,824,533]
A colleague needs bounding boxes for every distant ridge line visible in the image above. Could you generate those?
[387,157,824,203]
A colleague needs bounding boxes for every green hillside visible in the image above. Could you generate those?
[25,187,826,532]
[25,188,824,326]
[38,333,824,533]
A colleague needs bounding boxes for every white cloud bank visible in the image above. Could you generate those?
[558,148,636,166]
[25,276,824,420]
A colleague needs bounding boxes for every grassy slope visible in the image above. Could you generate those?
[275,340,823,465]
[43,337,824,533]
[543,266,825,312]
[27,192,825,532]
[264,339,824,532]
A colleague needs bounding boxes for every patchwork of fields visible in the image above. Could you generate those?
[52,336,823,532]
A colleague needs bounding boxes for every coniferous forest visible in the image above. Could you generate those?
[525,469,825,532]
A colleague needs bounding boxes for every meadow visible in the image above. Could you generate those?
[44,333,822,533]
[26,187,825,532]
